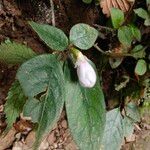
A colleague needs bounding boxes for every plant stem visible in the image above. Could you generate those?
[94,44,133,58]
[93,44,107,54]
[50,0,55,26]
[93,24,114,32]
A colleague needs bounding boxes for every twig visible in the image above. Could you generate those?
[93,24,114,32]
[94,44,133,58]
[94,44,106,54]
[50,0,55,26]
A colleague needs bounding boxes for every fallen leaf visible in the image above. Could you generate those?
[100,0,134,17]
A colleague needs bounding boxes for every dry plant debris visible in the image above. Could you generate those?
[100,0,135,17]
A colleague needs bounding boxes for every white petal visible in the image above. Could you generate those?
[76,56,96,88]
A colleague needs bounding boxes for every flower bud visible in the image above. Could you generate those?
[75,53,97,88]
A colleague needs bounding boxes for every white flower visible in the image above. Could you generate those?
[75,54,97,88]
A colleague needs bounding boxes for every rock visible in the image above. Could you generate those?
[25,131,35,148]
[61,120,67,129]
[53,143,58,149]
[126,134,136,142]
[0,127,17,150]
[39,138,49,150]
[65,140,78,150]
[47,131,56,145]
[12,141,23,150]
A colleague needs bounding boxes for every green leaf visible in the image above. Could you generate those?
[101,108,124,150]
[134,8,149,20]
[118,26,133,47]
[110,8,124,29]
[82,0,92,4]
[131,45,146,59]
[102,105,140,150]
[29,21,68,51]
[4,81,26,132]
[17,54,65,148]
[64,61,106,150]
[69,23,98,50]
[109,57,124,69]
[0,41,36,64]
[125,103,140,122]
[123,103,140,137]
[147,0,150,11]
[129,25,141,41]
[122,116,134,137]
[135,59,147,76]
[23,98,41,123]
[134,8,150,26]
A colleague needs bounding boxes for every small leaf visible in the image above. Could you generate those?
[0,42,36,64]
[4,81,26,132]
[125,103,140,122]
[69,23,98,50]
[82,0,92,4]
[101,108,124,150]
[147,0,150,11]
[110,8,124,29]
[135,59,147,76]
[131,45,146,59]
[17,54,65,149]
[29,21,68,51]
[118,26,133,47]
[109,57,124,69]
[134,8,150,26]
[129,25,141,41]
[134,8,149,20]
[64,61,106,150]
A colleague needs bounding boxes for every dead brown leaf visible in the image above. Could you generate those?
[100,0,135,17]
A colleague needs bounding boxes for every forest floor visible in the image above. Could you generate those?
[0,0,150,150]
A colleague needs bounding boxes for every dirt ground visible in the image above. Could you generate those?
[0,0,150,150]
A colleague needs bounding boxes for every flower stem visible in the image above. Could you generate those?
[69,47,82,60]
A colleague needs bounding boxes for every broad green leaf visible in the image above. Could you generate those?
[17,54,65,149]
[135,59,147,76]
[101,108,124,150]
[129,25,141,41]
[134,8,150,26]
[64,61,105,150]
[82,0,92,4]
[110,8,124,29]
[69,23,98,50]
[4,81,26,132]
[131,45,146,59]
[0,42,36,64]
[29,21,68,51]
[118,26,133,47]
[102,105,140,150]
